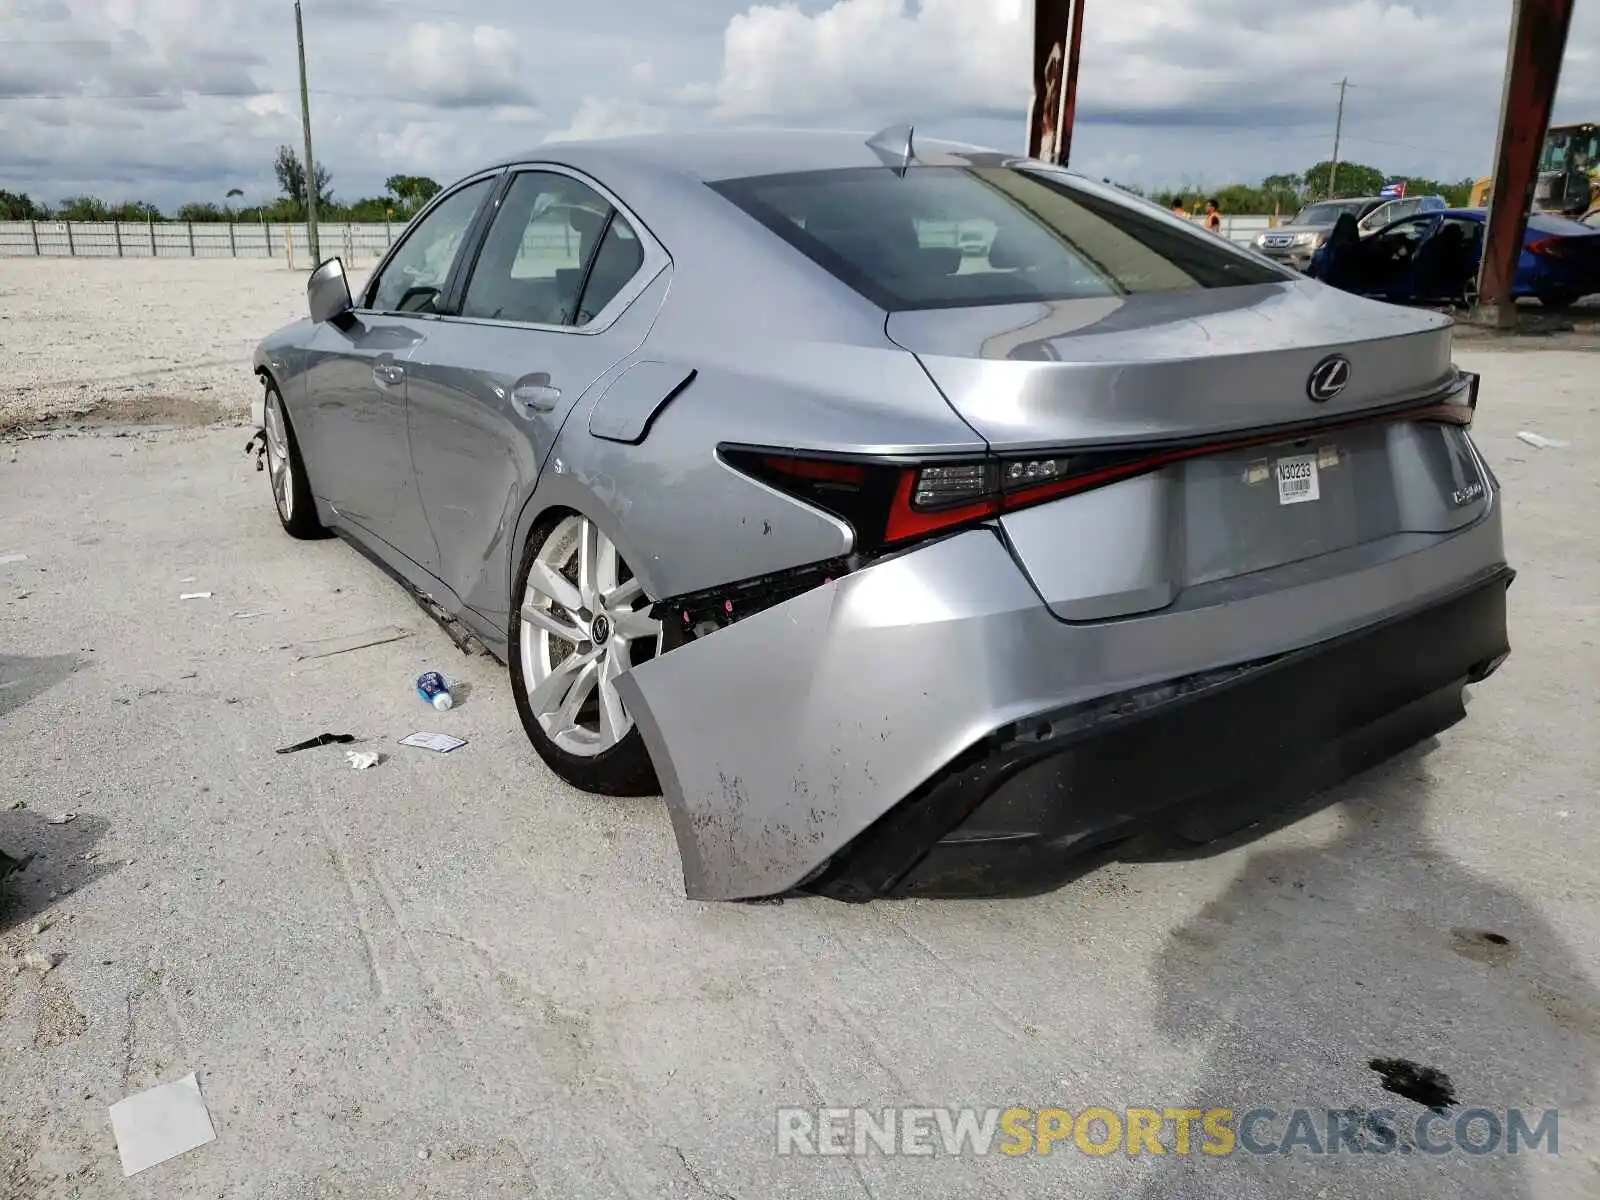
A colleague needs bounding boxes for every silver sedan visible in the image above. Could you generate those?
[251,129,1513,901]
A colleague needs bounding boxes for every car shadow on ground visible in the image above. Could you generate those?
[1113,739,1599,1198]
[1,652,123,934]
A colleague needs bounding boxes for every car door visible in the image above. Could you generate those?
[403,167,669,629]
[299,173,497,573]
[1354,214,1442,301]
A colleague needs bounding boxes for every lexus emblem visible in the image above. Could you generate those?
[1307,355,1351,402]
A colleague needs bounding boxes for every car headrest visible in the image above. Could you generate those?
[567,207,606,241]
[987,229,1031,270]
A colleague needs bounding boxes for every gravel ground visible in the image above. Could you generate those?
[0,272,1597,1198]
[0,259,308,433]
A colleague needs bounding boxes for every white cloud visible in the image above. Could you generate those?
[6,0,1600,211]
[685,0,1600,188]
[544,96,675,144]
[392,23,532,109]
[713,0,1027,120]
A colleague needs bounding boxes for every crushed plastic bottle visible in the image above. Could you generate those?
[416,671,453,711]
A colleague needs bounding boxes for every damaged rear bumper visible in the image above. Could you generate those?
[615,518,1510,902]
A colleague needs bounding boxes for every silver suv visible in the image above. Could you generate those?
[1256,194,1447,270]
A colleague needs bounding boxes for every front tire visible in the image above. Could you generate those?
[263,382,326,540]
[508,512,662,796]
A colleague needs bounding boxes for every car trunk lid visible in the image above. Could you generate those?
[887,282,1482,621]
[886,280,1456,450]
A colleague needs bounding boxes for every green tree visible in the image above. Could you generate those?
[176,202,227,222]
[273,144,333,217]
[336,195,394,222]
[1302,161,1385,202]
[0,189,48,220]
[1260,173,1302,213]
[107,201,163,221]
[384,174,441,214]
[1388,176,1478,208]
[55,196,111,220]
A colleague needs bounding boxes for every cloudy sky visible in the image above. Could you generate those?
[2,0,1598,211]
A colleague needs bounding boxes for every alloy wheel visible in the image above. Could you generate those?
[520,515,661,757]
[264,391,293,522]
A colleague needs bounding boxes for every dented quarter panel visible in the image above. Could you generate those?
[513,330,983,609]
[617,500,1505,901]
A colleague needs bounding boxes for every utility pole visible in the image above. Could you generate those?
[1326,77,1352,198]
[294,0,321,264]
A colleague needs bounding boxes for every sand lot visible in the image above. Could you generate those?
[0,259,311,432]
[0,262,1597,1199]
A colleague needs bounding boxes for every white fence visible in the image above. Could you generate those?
[0,220,402,266]
[2,213,1280,264]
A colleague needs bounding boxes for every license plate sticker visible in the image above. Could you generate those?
[1275,453,1320,505]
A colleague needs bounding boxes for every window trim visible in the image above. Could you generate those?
[440,162,669,337]
[358,168,506,316]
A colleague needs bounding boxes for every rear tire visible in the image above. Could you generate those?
[1536,289,1579,310]
[263,382,326,540]
[508,511,662,796]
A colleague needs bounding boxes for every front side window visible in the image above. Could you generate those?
[460,171,640,326]
[1374,216,1436,252]
[713,166,1283,312]
[368,177,493,314]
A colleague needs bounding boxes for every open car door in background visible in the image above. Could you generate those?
[1350,214,1442,302]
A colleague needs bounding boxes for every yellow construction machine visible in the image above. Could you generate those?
[1470,121,1600,218]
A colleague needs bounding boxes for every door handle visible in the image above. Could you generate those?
[373,363,405,387]
[510,383,561,416]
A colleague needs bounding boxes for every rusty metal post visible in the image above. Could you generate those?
[1476,0,1575,328]
[1027,0,1075,162]
[1056,0,1086,167]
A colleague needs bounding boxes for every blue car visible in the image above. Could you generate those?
[1309,207,1600,308]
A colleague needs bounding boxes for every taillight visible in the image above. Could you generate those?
[1527,237,1561,257]
[721,385,1480,552]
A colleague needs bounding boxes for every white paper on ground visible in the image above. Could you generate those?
[0,552,27,565]
[399,731,467,754]
[1516,430,1569,449]
[179,592,212,600]
[108,1072,217,1177]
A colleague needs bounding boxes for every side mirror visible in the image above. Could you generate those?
[308,257,353,324]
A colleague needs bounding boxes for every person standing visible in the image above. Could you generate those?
[1205,198,1223,234]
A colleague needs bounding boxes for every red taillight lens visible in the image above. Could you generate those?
[721,387,1479,553]
[759,455,868,485]
[1527,237,1561,257]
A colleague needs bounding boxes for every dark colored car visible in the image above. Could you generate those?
[1309,208,1600,308]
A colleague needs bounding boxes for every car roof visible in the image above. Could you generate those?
[477,129,1016,184]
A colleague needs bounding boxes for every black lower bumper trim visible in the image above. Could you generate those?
[807,567,1514,901]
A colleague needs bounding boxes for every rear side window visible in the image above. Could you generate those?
[460,170,643,327]
[712,166,1285,311]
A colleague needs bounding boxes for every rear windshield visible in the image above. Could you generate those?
[711,166,1285,312]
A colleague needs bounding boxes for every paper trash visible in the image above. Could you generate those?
[1516,431,1569,450]
[109,1072,217,1177]
[399,732,467,754]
